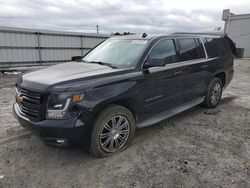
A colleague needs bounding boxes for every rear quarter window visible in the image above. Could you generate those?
[204,38,228,58]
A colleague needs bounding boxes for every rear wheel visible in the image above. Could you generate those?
[90,105,135,157]
[202,77,223,108]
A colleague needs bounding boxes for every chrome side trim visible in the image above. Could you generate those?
[148,57,218,73]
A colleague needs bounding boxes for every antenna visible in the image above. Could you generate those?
[142,33,147,38]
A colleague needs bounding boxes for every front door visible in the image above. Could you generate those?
[139,39,183,120]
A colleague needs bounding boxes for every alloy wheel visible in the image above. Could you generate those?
[99,115,130,153]
[210,82,222,105]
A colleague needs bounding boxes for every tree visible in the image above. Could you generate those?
[111,32,135,36]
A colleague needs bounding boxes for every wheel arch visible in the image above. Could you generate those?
[91,98,139,123]
[213,72,226,87]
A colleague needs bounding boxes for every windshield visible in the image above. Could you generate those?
[82,39,147,68]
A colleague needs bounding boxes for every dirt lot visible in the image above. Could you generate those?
[0,59,249,188]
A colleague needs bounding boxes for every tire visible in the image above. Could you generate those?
[90,105,136,157]
[202,77,223,108]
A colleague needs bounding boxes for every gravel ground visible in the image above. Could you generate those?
[0,59,249,188]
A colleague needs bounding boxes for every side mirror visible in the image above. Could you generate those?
[71,56,82,61]
[144,56,166,68]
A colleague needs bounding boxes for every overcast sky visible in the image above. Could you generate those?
[0,0,250,34]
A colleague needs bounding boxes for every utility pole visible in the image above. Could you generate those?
[96,24,99,34]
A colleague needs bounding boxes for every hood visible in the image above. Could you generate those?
[19,62,125,91]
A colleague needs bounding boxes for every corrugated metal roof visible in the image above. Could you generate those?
[0,26,110,38]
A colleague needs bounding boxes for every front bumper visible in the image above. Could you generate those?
[13,103,88,148]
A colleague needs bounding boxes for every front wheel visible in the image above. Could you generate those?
[202,77,223,108]
[90,105,135,157]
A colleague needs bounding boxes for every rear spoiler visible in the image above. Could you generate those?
[224,35,237,57]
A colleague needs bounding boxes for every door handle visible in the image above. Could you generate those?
[201,65,208,69]
[174,71,183,75]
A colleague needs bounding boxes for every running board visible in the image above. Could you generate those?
[137,97,205,128]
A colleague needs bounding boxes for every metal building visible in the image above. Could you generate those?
[0,26,109,69]
[222,9,250,58]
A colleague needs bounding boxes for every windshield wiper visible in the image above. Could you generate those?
[89,61,118,69]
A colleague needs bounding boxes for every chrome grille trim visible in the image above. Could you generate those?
[15,85,45,121]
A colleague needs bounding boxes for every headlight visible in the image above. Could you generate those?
[47,92,84,119]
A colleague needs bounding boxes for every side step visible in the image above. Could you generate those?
[137,97,205,128]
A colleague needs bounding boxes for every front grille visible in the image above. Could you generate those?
[16,85,46,121]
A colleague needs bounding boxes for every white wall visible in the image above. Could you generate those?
[224,13,250,58]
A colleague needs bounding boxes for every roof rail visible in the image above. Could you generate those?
[171,32,226,37]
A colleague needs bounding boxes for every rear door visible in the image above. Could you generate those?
[175,38,209,102]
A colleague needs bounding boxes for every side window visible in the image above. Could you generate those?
[176,38,205,61]
[204,38,227,57]
[224,36,236,56]
[149,39,177,64]
[195,39,206,58]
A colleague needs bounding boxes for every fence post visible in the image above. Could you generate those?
[36,32,42,64]
[80,35,84,56]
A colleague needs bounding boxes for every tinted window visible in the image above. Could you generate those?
[196,39,206,58]
[149,39,177,64]
[224,36,236,56]
[176,38,205,61]
[203,38,214,58]
[204,38,227,58]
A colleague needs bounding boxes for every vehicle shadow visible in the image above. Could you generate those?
[220,95,238,104]
[4,94,238,165]
[133,94,238,146]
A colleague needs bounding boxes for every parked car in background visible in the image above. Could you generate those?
[13,32,236,157]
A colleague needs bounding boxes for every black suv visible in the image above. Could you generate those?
[13,32,236,157]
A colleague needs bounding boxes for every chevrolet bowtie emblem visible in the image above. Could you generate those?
[16,94,23,103]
